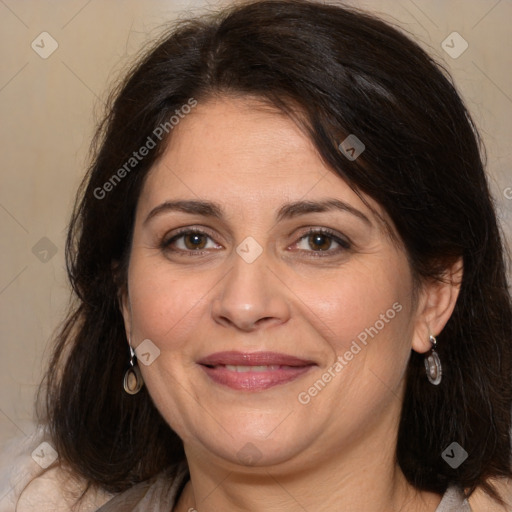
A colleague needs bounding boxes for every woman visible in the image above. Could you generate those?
[1,0,511,510]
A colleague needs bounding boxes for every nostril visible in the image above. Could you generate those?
[256,317,275,326]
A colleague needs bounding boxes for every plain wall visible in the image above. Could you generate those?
[1,0,511,452]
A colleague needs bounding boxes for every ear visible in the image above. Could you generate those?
[411,258,463,354]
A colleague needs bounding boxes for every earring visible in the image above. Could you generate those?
[424,334,442,385]
[123,344,144,395]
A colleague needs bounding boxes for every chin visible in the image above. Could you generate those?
[189,420,314,469]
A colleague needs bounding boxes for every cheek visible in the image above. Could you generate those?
[296,260,411,356]
[309,279,412,411]
[126,258,210,345]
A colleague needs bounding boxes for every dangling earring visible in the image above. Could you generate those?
[123,344,144,394]
[424,334,442,385]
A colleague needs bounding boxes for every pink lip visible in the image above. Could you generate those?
[197,351,316,391]
[197,351,315,367]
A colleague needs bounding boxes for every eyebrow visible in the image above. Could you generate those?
[143,198,372,226]
[276,199,371,225]
[143,200,223,226]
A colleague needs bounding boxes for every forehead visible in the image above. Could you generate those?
[138,95,387,226]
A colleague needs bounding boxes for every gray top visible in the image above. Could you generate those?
[436,485,472,511]
[96,462,189,511]
[96,461,472,511]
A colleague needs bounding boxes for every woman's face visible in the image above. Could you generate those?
[121,96,431,471]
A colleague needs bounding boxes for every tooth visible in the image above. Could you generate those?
[221,365,286,372]
[225,365,251,372]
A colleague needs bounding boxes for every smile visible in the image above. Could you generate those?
[197,352,316,391]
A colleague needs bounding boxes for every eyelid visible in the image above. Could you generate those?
[160,226,351,257]
[161,226,222,251]
[289,227,352,254]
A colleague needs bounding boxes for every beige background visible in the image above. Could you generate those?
[1,0,511,453]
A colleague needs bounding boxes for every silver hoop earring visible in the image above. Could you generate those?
[424,334,442,385]
[123,345,144,395]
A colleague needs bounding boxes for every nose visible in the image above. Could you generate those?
[211,251,291,332]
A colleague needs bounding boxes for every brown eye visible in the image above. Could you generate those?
[183,233,208,250]
[293,228,351,256]
[161,229,221,254]
[308,233,332,251]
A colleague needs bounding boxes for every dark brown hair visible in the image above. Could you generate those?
[40,0,512,505]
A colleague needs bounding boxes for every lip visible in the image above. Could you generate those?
[197,351,315,367]
[197,351,316,391]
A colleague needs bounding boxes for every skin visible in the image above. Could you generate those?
[120,96,462,511]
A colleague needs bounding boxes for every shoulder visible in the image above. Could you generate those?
[0,429,113,512]
[17,465,113,512]
[95,461,189,511]
[468,478,512,512]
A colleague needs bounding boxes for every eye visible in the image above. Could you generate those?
[161,229,221,253]
[292,228,351,255]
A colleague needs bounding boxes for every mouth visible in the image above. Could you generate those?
[197,351,317,391]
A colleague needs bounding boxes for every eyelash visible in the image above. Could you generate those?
[293,228,352,256]
[160,228,220,256]
[160,227,351,258]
